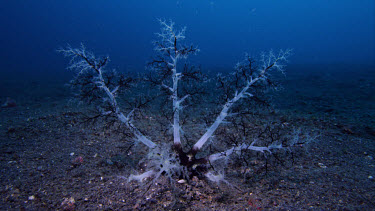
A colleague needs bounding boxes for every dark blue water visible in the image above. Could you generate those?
[0,0,374,83]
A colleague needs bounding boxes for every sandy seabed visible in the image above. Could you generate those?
[1,65,374,210]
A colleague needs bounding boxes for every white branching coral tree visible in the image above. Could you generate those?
[59,20,292,184]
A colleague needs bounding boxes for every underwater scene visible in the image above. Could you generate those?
[0,1,374,210]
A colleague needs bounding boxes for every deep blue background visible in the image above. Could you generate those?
[0,0,374,81]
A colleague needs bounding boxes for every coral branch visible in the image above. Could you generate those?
[58,45,156,149]
[209,141,283,162]
[193,49,292,151]
[153,19,199,147]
